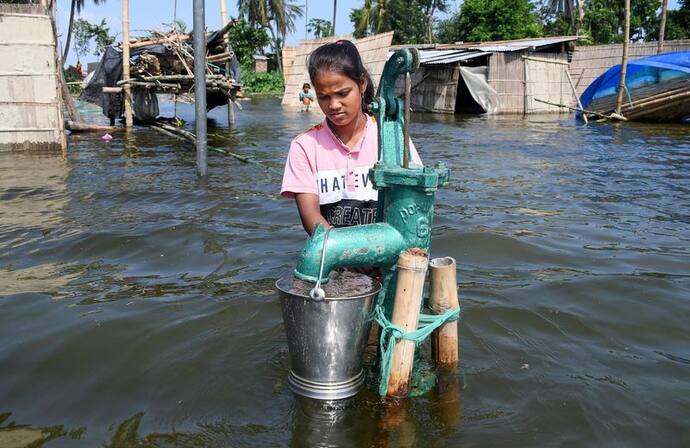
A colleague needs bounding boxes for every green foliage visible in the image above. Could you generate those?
[581,0,621,43]
[580,0,662,44]
[350,0,428,44]
[307,18,333,38]
[228,18,271,67]
[72,18,114,58]
[436,0,542,43]
[238,0,304,68]
[239,66,284,94]
[63,67,82,94]
[664,0,690,39]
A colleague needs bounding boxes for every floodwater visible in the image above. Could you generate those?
[1,96,689,447]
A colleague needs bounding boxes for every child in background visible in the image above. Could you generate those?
[281,40,422,235]
[299,83,316,112]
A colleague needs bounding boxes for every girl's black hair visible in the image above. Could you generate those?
[308,40,375,113]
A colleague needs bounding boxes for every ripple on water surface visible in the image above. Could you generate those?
[0,99,689,447]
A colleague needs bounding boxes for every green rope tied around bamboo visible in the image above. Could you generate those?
[374,303,460,397]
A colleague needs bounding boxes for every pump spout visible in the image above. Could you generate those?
[294,223,405,283]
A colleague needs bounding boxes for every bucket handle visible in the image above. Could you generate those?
[309,227,331,302]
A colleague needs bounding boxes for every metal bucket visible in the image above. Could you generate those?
[276,271,381,400]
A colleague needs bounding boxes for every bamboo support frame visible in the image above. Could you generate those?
[429,257,460,370]
[387,248,429,398]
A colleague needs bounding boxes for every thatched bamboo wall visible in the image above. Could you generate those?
[0,4,65,152]
[569,40,690,97]
[488,52,526,114]
[282,46,296,85]
[395,65,460,114]
[280,32,394,107]
[524,54,571,113]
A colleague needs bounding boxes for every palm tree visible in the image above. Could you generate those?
[63,0,107,63]
[354,0,390,37]
[307,18,333,38]
[238,0,303,72]
[542,0,585,35]
[419,0,448,43]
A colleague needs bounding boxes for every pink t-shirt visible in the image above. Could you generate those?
[281,116,422,227]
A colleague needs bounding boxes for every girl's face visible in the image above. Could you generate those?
[312,70,366,128]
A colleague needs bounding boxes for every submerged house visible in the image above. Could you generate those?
[393,36,581,115]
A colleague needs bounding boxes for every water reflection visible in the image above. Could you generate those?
[0,412,85,447]
[1,98,689,446]
[0,154,72,295]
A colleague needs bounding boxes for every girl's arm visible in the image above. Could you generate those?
[295,193,331,235]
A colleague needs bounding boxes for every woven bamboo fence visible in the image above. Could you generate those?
[524,54,572,114]
[280,32,394,107]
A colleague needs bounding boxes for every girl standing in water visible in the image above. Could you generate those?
[281,40,422,234]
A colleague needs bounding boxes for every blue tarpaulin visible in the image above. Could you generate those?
[578,51,690,116]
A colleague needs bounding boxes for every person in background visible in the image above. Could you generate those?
[299,82,316,112]
[281,40,421,235]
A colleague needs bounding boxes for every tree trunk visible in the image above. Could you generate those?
[62,0,77,64]
[658,0,668,54]
[268,25,283,73]
[425,6,435,44]
[615,0,630,115]
[577,0,585,36]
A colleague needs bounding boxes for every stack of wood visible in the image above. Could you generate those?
[118,20,241,106]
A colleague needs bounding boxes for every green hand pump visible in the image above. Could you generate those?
[294,48,450,314]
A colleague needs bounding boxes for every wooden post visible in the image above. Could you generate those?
[429,257,459,370]
[658,0,668,54]
[219,0,235,125]
[523,57,529,116]
[615,0,630,116]
[122,0,133,128]
[387,248,428,398]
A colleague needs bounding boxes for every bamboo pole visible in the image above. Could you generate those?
[429,257,460,370]
[387,248,428,398]
[565,69,588,124]
[658,0,668,54]
[219,0,235,125]
[48,0,67,155]
[615,0,631,116]
[122,0,133,128]
[129,34,191,49]
[65,121,119,133]
[533,98,627,120]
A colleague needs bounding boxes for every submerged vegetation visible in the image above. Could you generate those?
[240,69,284,94]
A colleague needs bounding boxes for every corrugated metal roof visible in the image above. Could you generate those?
[418,49,489,65]
[463,36,579,52]
[390,36,580,52]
